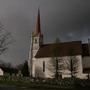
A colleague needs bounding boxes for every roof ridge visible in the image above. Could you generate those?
[42,41,82,46]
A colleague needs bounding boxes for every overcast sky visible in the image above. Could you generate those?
[0,0,90,66]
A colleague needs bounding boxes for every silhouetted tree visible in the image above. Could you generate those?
[21,61,29,77]
[48,38,79,79]
[48,38,61,79]
[68,49,79,78]
[0,62,18,75]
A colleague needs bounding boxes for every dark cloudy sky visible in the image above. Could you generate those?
[0,0,90,66]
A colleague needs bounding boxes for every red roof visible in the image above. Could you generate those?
[35,41,82,58]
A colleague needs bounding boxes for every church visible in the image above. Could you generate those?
[28,10,90,79]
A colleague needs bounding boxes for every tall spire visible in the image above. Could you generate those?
[33,8,42,36]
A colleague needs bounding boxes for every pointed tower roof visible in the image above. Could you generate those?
[33,9,42,36]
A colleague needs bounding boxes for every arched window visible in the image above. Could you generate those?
[43,61,45,72]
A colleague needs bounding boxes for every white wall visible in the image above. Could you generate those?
[32,55,83,79]
[0,68,4,76]
[81,56,90,79]
[82,56,90,68]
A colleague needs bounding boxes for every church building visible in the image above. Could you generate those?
[28,10,90,79]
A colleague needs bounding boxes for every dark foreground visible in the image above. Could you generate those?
[0,86,90,90]
[0,77,90,90]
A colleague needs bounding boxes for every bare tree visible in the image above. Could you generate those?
[48,38,79,79]
[66,49,79,78]
[48,38,62,79]
[0,23,13,55]
[21,61,29,77]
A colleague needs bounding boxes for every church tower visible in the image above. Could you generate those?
[32,9,43,57]
[28,9,43,77]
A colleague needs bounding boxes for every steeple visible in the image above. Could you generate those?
[28,9,43,78]
[33,9,42,36]
[32,8,43,46]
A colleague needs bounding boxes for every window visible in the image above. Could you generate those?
[35,39,37,43]
[43,61,45,72]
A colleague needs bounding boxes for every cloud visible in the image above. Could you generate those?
[0,0,90,65]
